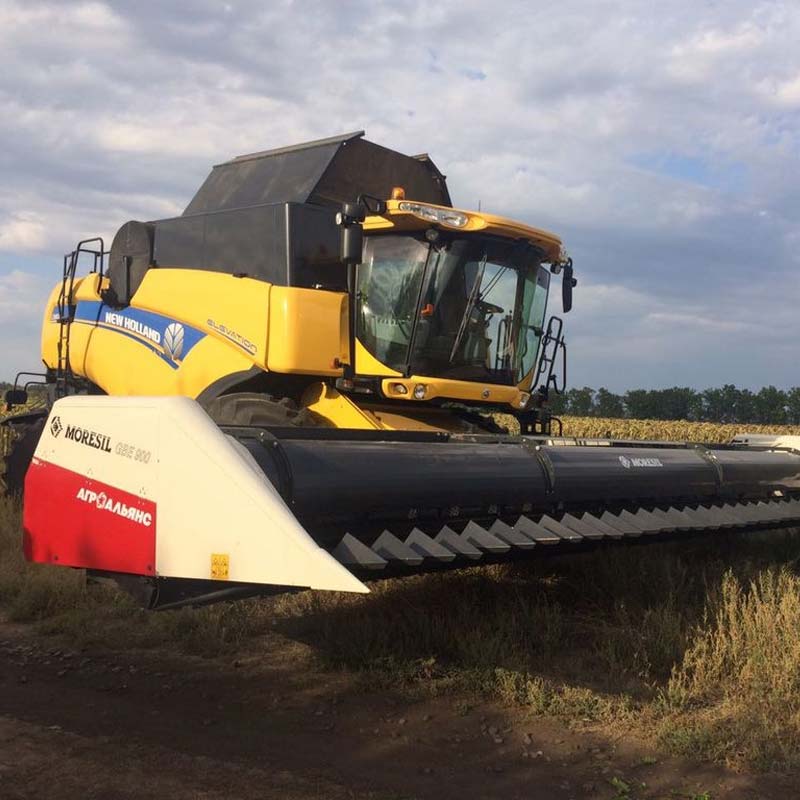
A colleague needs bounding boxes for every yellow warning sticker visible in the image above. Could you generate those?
[211,553,230,580]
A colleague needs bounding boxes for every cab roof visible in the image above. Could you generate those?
[364,199,564,263]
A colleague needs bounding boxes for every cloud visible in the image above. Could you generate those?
[0,213,48,251]
[0,269,49,320]
[567,271,800,391]
[0,269,51,380]
[0,0,798,388]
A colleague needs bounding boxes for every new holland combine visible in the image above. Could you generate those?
[3,132,800,609]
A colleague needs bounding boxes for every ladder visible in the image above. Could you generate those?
[54,237,105,399]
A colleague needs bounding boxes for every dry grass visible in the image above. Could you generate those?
[0,498,86,619]
[4,491,800,770]
[662,568,800,769]
[0,496,274,656]
[270,531,800,771]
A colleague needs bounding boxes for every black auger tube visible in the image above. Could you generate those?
[713,448,800,494]
[538,446,719,503]
[235,432,800,544]
[248,439,550,520]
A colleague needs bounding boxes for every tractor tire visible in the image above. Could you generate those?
[203,392,319,427]
[2,417,45,497]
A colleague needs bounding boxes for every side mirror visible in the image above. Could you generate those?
[561,259,577,313]
[337,202,366,265]
[358,194,387,215]
[4,389,28,410]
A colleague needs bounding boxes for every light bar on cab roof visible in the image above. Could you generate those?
[397,201,468,228]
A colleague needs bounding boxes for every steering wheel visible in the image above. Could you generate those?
[476,299,504,315]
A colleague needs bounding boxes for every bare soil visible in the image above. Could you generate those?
[0,620,797,800]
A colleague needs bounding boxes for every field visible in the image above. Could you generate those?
[498,414,800,443]
[560,416,800,443]
[2,411,800,798]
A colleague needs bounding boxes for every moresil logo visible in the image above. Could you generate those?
[619,454,664,469]
[64,424,112,453]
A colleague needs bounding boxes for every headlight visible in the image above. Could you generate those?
[398,202,468,228]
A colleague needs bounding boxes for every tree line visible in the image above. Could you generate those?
[547,385,800,425]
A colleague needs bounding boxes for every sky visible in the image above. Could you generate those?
[0,0,798,391]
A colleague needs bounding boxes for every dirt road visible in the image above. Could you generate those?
[0,620,795,800]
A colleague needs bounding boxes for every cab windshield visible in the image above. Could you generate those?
[357,234,550,386]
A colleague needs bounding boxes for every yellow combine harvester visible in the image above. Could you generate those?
[3,132,800,609]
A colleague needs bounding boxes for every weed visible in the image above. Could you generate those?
[609,776,631,796]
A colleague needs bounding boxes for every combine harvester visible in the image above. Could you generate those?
[2,132,799,609]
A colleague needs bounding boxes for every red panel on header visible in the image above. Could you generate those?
[23,458,156,575]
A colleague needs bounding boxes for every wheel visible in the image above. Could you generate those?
[203,392,319,427]
[2,418,45,497]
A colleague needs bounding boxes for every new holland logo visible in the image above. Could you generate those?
[50,416,63,438]
[76,487,153,527]
[619,455,664,469]
[163,322,185,360]
[103,311,161,345]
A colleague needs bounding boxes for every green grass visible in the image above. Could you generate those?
[3,492,800,771]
